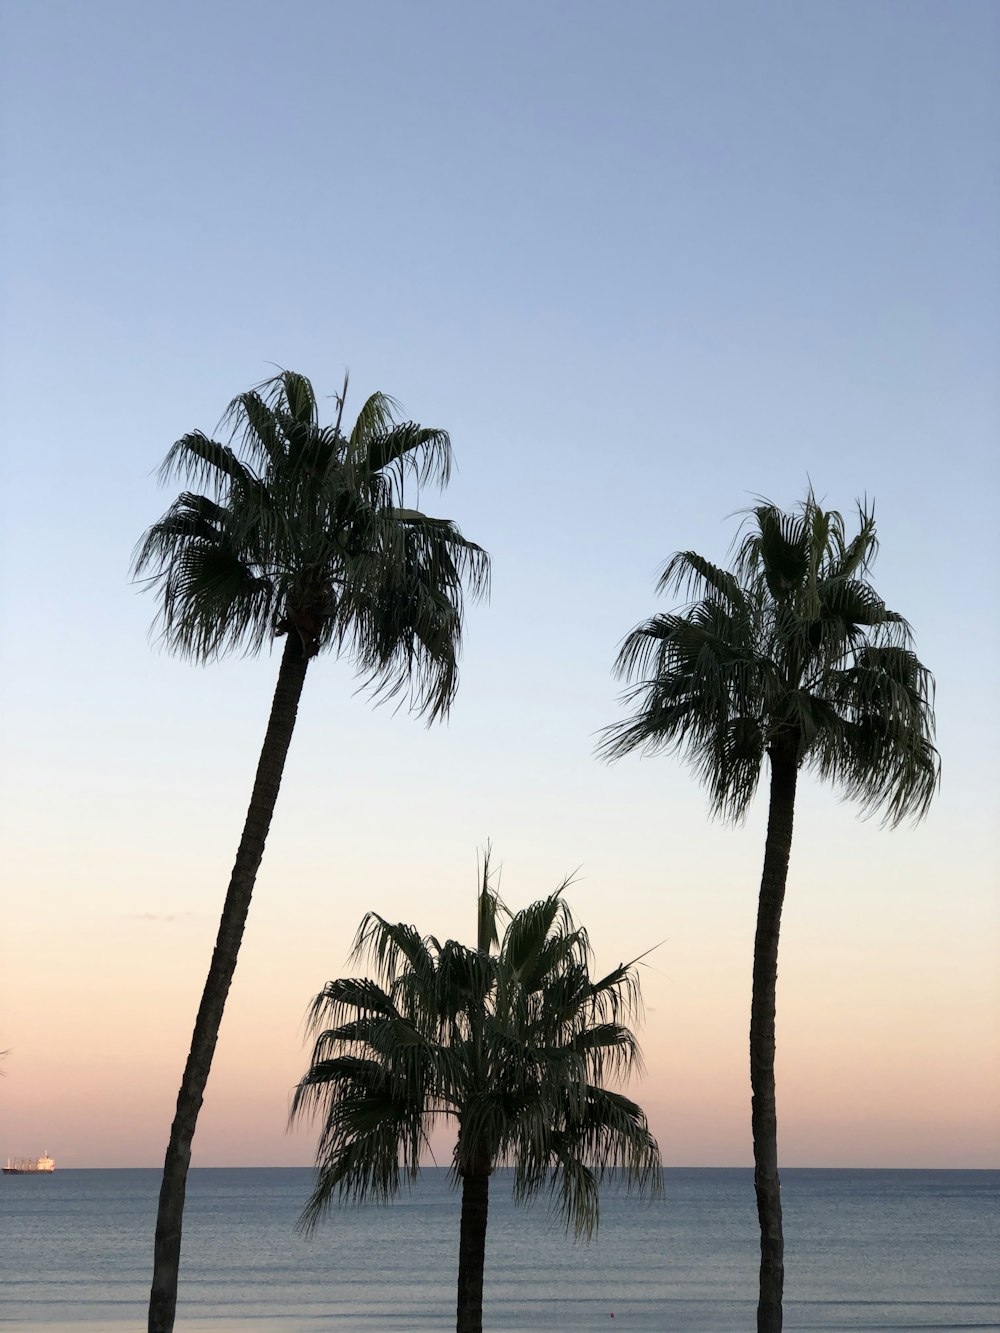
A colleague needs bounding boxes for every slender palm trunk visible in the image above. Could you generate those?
[148,634,310,1333]
[751,744,798,1333]
[456,1156,491,1333]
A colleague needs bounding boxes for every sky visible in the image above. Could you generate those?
[1,0,997,1171]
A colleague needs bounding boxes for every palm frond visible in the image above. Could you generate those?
[476,845,508,954]
[131,490,278,660]
[304,977,400,1035]
[500,889,578,988]
[812,645,940,824]
[277,370,320,427]
[348,390,404,448]
[156,431,261,499]
[831,500,878,579]
[351,914,437,992]
[331,508,490,724]
[362,421,454,494]
[508,1084,661,1239]
[659,550,745,611]
[220,388,288,472]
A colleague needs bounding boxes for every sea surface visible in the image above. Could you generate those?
[1,1168,996,1331]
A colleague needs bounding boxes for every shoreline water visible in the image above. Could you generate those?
[3,1168,997,1332]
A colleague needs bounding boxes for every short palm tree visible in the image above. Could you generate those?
[291,857,662,1333]
[599,493,938,1333]
[133,370,489,1333]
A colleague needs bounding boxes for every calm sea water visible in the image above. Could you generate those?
[1,1168,996,1331]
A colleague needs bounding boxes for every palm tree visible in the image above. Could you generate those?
[291,856,662,1333]
[133,370,489,1333]
[599,493,938,1333]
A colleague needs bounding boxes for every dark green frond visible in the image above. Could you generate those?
[246,369,320,430]
[509,1084,662,1239]
[220,388,288,472]
[156,431,261,498]
[500,889,579,988]
[362,421,454,493]
[734,501,813,598]
[131,488,278,660]
[304,977,400,1035]
[830,500,878,580]
[351,914,438,992]
[659,550,745,611]
[337,508,490,724]
[813,644,940,825]
[348,390,404,448]
[476,845,508,954]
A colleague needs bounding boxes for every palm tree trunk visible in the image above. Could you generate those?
[148,633,310,1333]
[751,743,798,1333]
[456,1156,491,1333]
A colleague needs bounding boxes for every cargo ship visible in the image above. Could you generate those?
[3,1152,55,1175]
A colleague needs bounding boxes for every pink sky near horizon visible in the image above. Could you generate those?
[4,732,997,1170]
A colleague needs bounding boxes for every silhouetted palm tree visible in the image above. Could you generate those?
[599,493,938,1332]
[134,370,489,1333]
[292,857,662,1333]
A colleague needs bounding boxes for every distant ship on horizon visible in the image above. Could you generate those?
[3,1152,55,1175]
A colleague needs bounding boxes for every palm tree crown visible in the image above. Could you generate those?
[600,492,938,822]
[291,860,662,1239]
[133,369,489,720]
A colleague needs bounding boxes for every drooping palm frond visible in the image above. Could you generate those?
[658,549,746,610]
[814,644,939,825]
[355,419,454,495]
[157,431,263,498]
[293,1054,433,1222]
[132,487,280,659]
[600,492,939,825]
[336,506,490,723]
[351,914,438,989]
[599,602,769,820]
[508,1083,662,1239]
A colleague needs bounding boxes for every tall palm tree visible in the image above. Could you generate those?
[599,493,938,1333]
[133,370,489,1333]
[291,857,662,1333]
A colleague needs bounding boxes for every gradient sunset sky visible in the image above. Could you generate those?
[1,0,997,1170]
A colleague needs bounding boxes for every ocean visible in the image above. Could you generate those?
[1,1168,996,1331]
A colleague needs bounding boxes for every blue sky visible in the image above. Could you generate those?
[1,1,997,1166]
